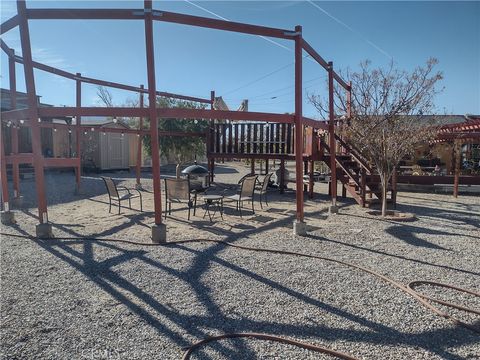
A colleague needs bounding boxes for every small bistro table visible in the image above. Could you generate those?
[202,194,224,222]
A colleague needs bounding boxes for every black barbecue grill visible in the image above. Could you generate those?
[181,164,210,191]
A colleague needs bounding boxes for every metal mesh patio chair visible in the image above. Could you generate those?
[164,178,196,220]
[257,172,273,209]
[101,176,143,215]
[224,175,258,217]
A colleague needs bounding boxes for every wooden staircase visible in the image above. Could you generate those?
[320,135,394,207]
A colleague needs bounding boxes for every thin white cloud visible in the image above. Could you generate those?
[307,0,393,60]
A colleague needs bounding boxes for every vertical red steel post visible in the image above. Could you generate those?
[17,0,48,223]
[9,51,20,198]
[328,61,337,208]
[294,25,304,222]
[209,90,215,182]
[0,119,10,210]
[75,73,82,192]
[144,0,163,224]
[136,84,144,188]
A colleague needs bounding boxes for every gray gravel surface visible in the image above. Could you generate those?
[1,169,479,359]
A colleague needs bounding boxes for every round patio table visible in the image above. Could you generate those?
[202,194,224,222]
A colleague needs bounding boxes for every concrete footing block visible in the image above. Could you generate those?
[36,223,53,239]
[152,223,167,244]
[12,196,24,208]
[1,211,15,225]
[329,205,339,214]
[293,220,307,236]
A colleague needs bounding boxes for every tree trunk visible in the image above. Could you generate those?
[381,174,388,216]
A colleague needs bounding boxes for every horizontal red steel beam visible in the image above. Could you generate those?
[38,107,149,118]
[302,39,350,90]
[302,117,328,130]
[0,15,19,35]
[301,39,329,70]
[27,8,143,20]
[0,109,31,122]
[26,8,297,39]
[17,120,206,137]
[153,10,296,39]
[44,158,81,167]
[208,153,296,160]
[0,39,15,57]
[5,153,34,165]
[157,107,295,124]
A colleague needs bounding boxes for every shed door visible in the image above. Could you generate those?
[109,133,124,168]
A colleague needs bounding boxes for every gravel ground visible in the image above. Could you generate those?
[1,163,479,359]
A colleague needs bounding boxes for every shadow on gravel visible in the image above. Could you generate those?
[306,234,480,277]
[10,205,476,359]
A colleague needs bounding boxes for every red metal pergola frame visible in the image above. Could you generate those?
[0,0,351,235]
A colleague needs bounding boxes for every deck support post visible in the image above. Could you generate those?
[75,73,82,194]
[135,84,144,190]
[17,0,52,236]
[328,61,338,214]
[293,25,305,235]
[280,159,285,194]
[144,0,165,240]
[208,90,215,183]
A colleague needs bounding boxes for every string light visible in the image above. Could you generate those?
[91,127,95,132]
[20,119,25,124]
[68,128,72,134]
[53,127,57,132]
[6,121,12,127]
[113,117,118,124]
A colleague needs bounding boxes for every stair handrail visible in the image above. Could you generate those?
[333,134,372,174]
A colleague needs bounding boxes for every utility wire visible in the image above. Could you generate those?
[307,1,393,60]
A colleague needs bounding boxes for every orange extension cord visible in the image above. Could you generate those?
[1,233,479,359]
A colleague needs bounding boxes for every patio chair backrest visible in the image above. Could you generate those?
[102,177,119,198]
[165,178,190,201]
[261,173,273,193]
[240,175,257,199]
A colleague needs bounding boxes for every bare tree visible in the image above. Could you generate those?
[96,86,114,107]
[309,58,443,216]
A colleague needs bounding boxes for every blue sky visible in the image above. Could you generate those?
[1,1,479,118]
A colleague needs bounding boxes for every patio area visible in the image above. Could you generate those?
[1,162,479,359]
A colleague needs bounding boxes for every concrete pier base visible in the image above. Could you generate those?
[329,205,339,214]
[293,220,307,236]
[152,224,167,244]
[12,196,24,208]
[36,223,53,238]
[1,211,15,225]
